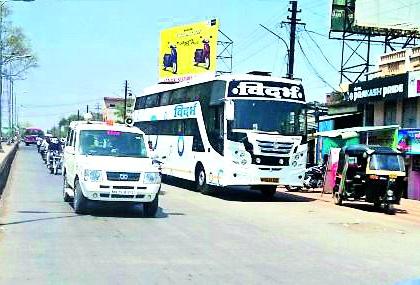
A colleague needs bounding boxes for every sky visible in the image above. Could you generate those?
[2,0,399,130]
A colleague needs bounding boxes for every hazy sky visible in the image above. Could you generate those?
[4,0,398,130]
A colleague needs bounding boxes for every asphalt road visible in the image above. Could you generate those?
[1,146,420,285]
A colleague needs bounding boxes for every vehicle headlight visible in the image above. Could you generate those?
[84,169,102,182]
[143,172,161,184]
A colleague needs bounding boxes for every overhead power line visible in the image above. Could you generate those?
[303,28,338,72]
[21,98,103,109]
[297,39,338,92]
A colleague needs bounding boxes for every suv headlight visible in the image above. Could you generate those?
[143,172,161,184]
[84,169,103,182]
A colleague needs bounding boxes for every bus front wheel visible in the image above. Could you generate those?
[195,165,213,195]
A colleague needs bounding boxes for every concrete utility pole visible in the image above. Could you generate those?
[282,0,305,79]
[95,102,101,120]
[124,80,128,120]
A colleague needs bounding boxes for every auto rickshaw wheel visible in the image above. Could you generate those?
[384,203,395,215]
[374,201,382,209]
[333,191,342,205]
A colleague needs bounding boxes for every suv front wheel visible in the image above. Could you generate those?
[74,179,88,214]
[63,173,73,202]
[143,194,158,218]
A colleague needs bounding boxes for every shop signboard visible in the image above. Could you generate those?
[345,73,408,103]
[397,129,420,154]
[158,19,219,83]
[408,70,420,98]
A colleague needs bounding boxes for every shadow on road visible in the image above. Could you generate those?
[163,176,316,203]
[340,202,408,215]
[66,202,178,219]
[0,215,77,226]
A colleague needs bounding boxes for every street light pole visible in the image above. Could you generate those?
[0,0,34,151]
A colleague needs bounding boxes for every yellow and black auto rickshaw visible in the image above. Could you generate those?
[333,144,406,214]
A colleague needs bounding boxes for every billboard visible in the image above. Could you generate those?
[330,0,355,32]
[355,0,420,32]
[159,19,219,83]
[398,129,420,154]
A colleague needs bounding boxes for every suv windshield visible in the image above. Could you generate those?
[369,154,405,172]
[79,130,148,158]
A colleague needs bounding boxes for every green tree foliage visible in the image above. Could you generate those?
[1,5,38,79]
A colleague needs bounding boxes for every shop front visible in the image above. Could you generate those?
[398,129,420,200]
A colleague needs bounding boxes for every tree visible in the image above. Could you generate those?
[1,5,38,78]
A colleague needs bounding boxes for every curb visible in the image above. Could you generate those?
[0,143,19,198]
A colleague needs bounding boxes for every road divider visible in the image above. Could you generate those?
[0,143,18,198]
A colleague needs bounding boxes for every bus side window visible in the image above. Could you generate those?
[135,97,147,110]
[170,88,186,104]
[145,95,159,108]
[186,119,204,152]
[159,91,171,106]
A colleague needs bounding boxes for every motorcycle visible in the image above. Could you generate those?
[163,45,178,74]
[194,39,210,69]
[303,165,325,190]
[49,150,63,175]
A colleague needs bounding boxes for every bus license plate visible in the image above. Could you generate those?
[261,178,279,183]
[111,190,135,195]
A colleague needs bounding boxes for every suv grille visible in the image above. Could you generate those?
[256,140,294,155]
[106,172,140,181]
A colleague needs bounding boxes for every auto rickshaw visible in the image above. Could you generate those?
[332,144,406,214]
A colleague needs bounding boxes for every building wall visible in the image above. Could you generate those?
[396,99,403,126]
[417,98,420,128]
[374,102,384,126]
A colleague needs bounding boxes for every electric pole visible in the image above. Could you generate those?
[95,102,101,120]
[124,80,128,120]
[282,0,305,79]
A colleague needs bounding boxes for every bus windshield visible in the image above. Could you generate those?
[25,128,44,137]
[79,130,148,158]
[228,100,306,136]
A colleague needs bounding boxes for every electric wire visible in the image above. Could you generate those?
[297,39,338,92]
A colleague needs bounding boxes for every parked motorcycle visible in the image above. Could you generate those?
[194,39,210,69]
[303,165,325,190]
[163,45,178,74]
[49,150,63,175]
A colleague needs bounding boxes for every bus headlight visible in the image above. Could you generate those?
[256,157,261,164]
[143,172,161,184]
[84,169,103,182]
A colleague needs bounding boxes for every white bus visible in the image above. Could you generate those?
[132,73,308,197]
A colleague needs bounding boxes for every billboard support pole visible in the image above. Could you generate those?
[216,29,233,75]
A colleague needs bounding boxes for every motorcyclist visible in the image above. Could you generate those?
[40,136,51,161]
[47,137,62,167]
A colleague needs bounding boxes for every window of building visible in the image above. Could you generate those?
[384,101,397,125]
[402,98,417,128]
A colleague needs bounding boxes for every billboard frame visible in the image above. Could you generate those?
[329,0,420,84]
[216,30,233,75]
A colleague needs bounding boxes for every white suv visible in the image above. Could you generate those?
[63,120,161,217]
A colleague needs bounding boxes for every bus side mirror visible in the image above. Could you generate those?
[225,100,235,121]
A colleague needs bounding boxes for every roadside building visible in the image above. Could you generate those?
[323,47,420,200]
[103,97,125,123]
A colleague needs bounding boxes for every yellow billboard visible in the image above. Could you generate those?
[159,19,219,82]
